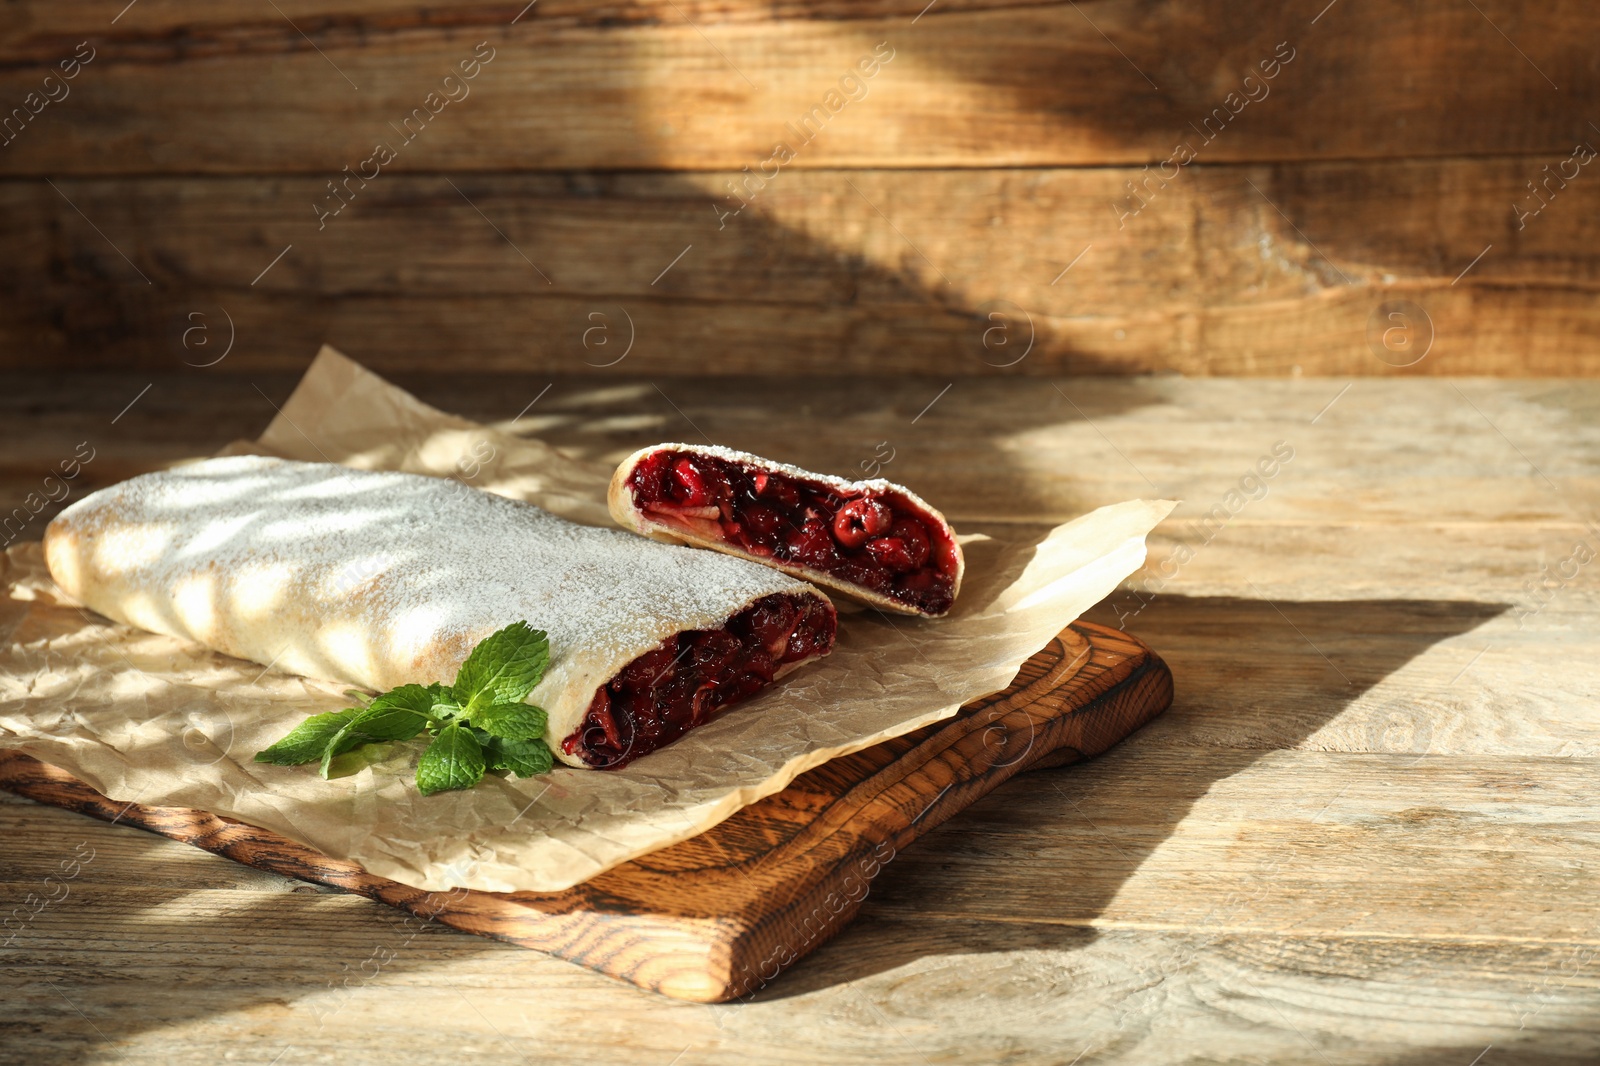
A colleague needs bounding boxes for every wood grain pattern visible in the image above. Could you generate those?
[8,158,1600,376]
[4,0,1599,379]
[3,376,1599,1061]
[0,1,1593,174]
[6,373,1600,552]
[0,621,1171,1002]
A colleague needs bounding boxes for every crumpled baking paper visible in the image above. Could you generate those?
[0,346,1173,892]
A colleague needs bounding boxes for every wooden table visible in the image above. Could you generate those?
[3,373,1597,1064]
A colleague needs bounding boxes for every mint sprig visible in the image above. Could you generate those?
[416,722,486,795]
[254,622,555,795]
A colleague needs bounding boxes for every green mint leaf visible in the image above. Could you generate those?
[432,698,469,722]
[453,622,549,714]
[260,628,554,795]
[317,686,440,778]
[367,683,448,719]
[423,681,457,713]
[255,709,361,766]
[318,701,438,777]
[343,705,430,745]
[402,681,464,720]
[485,736,555,778]
[469,701,548,741]
[415,722,486,795]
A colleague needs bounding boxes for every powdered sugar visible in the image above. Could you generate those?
[641,443,909,499]
[45,455,825,767]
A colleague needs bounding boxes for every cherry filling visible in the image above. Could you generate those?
[561,592,836,769]
[627,450,960,615]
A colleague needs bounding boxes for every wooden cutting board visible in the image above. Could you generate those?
[0,620,1170,1002]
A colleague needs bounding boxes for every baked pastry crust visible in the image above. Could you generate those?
[44,456,834,768]
[609,443,964,617]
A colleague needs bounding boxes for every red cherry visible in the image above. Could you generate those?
[897,518,932,564]
[742,646,777,682]
[782,602,836,661]
[629,453,673,504]
[866,519,930,572]
[745,596,801,651]
[832,497,893,549]
[669,457,728,507]
[659,671,700,715]
[615,642,678,691]
[866,537,911,571]
[738,503,783,540]
[787,518,840,569]
[897,568,954,613]
[836,558,892,592]
[571,593,836,768]
[688,630,741,674]
[758,473,802,510]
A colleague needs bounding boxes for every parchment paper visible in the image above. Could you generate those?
[0,347,1174,893]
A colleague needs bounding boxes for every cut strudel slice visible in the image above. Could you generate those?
[44,456,836,770]
[609,444,964,617]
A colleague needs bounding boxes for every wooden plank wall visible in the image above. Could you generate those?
[3,0,1598,375]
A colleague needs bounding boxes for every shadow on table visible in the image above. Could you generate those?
[2,595,1543,1062]
[768,593,1513,1000]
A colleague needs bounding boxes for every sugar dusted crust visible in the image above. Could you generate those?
[44,456,835,769]
[609,443,965,617]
